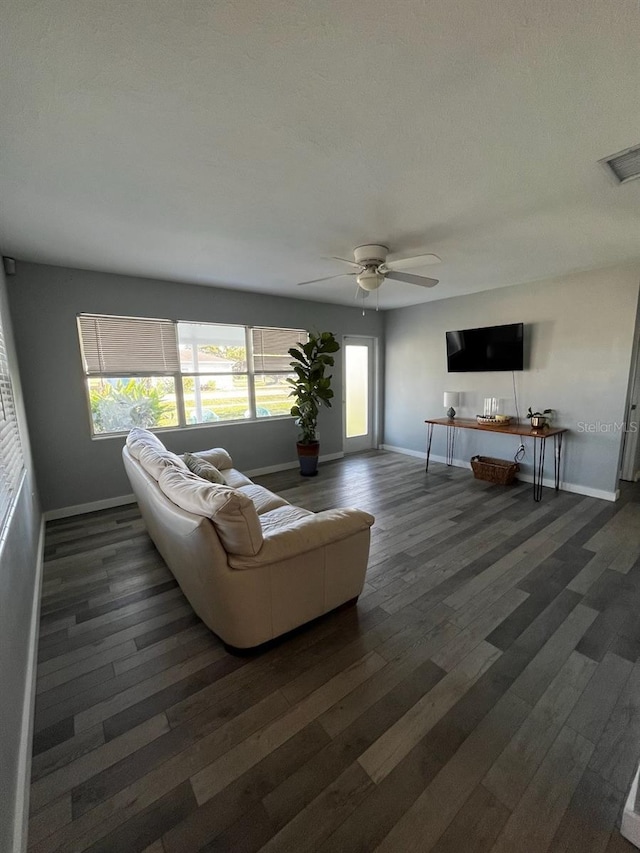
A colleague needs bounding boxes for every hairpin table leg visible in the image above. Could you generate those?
[554,432,563,490]
[533,436,546,502]
[446,424,456,466]
[425,422,434,472]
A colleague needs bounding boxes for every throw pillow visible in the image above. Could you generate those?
[183,452,226,484]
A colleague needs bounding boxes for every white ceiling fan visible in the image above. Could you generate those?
[296,244,441,293]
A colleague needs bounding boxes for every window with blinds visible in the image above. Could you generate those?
[252,327,305,373]
[78,314,180,375]
[250,326,306,420]
[77,314,308,433]
[0,311,24,529]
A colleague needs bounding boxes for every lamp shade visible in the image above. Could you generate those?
[443,392,459,409]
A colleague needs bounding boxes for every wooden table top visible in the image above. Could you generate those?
[425,417,568,438]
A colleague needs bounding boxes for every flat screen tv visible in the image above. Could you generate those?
[446,322,524,372]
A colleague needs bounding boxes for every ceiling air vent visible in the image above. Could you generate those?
[600,143,640,184]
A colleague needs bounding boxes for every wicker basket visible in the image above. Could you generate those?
[476,415,512,425]
[471,456,519,485]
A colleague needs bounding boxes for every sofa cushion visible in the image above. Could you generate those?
[237,484,289,515]
[190,448,234,471]
[259,504,314,537]
[126,427,167,460]
[137,444,188,481]
[157,467,263,556]
[183,452,226,485]
[220,469,253,488]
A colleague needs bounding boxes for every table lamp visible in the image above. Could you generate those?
[444,391,459,419]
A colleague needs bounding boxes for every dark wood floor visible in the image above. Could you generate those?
[28,451,640,852]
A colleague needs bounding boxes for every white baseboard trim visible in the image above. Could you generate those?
[380,444,427,460]
[247,452,344,478]
[43,452,348,519]
[13,516,45,853]
[516,473,618,502]
[44,493,136,521]
[381,444,618,502]
[621,764,640,848]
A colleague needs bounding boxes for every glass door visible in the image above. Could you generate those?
[343,336,376,452]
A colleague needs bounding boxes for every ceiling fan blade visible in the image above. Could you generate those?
[329,256,362,269]
[296,273,356,286]
[385,270,439,288]
[385,253,441,272]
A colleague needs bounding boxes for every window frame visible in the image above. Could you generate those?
[0,305,25,534]
[78,314,307,437]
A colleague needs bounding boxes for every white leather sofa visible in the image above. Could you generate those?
[122,429,374,649]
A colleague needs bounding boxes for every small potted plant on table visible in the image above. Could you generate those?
[527,407,552,429]
[288,331,340,476]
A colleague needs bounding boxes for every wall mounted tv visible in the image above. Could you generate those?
[446,322,524,372]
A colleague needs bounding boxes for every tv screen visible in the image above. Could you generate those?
[446,323,524,372]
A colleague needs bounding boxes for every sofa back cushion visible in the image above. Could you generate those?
[137,444,188,481]
[126,428,167,460]
[189,448,234,471]
[157,467,263,556]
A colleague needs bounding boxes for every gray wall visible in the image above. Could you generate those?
[384,263,640,498]
[0,258,42,852]
[8,262,384,512]
[633,318,640,481]
[631,297,640,481]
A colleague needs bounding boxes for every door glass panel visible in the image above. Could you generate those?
[345,345,368,438]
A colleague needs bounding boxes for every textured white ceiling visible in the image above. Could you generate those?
[1,0,640,308]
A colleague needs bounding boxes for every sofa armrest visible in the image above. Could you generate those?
[227,508,374,570]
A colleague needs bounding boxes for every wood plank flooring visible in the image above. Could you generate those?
[28,451,640,852]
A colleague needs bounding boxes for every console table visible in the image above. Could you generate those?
[424,417,568,502]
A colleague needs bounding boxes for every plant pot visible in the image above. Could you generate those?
[530,416,547,429]
[296,441,320,477]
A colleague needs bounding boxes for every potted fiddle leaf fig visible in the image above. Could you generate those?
[288,331,340,476]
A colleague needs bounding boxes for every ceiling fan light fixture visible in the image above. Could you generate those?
[357,267,385,291]
[296,243,441,295]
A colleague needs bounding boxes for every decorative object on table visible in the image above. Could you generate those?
[288,330,340,476]
[527,407,552,429]
[483,397,500,417]
[471,455,520,485]
[444,391,459,419]
[476,415,512,425]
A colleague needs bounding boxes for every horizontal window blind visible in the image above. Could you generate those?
[78,314,180,375]
[77,314,312,434]
[0,320,24,528]
[252,327,306,373]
